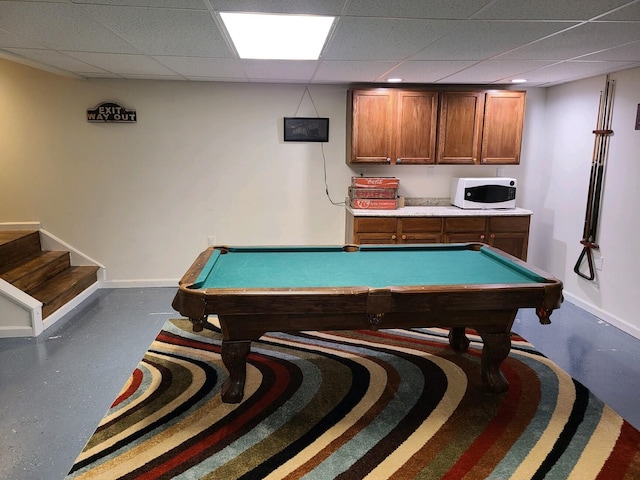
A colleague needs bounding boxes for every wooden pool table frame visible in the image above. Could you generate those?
[172,243,563,403]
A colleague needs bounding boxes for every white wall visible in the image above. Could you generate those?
[523,69,640,338]
[1,57,638,337]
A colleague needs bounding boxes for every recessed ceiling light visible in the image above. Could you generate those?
[511,78,528,83]
[220,12,335,60]
[386,78,403,83]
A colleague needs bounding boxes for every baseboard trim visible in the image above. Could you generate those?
[563,292,640,341]
[101,279,178,288]
[0,325,35,338]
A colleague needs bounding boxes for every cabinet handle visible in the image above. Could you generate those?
[387,157,392,163]
[490,233,496,239]
[480,234,485,240]
[402,235,407,240]
[397,158,402,163]
[391,234,397,240]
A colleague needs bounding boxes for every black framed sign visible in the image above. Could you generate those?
[284,117,329,142]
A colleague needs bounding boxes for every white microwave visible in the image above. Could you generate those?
[451,177,517,209]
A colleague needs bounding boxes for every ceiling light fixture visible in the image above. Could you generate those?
[219,12,335,60]
[511,78,528,83]
[386,78,403,83]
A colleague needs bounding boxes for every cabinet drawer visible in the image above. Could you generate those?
[488,216,530,232]
[445,217,487,232]
[400,217,442,233]
[354,217,397,233]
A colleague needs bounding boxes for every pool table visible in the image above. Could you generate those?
[172,243,562,403]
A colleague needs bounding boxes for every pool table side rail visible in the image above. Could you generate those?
[174,282,561,314]
[172,244,562,323]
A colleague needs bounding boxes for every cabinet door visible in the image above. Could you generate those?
[355,233,399,244]
[487,216,530,260]
[352,217,398,244]
[401,233,442,243]
[348,90,395,164]
[443,217,488,243]
[445,232,488,243]
[481,91,525,165]
[489,233,528,260]
[437,91,484,164]
[395,91,438,164]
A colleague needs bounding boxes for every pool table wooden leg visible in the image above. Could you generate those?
[477,332,511,393]
[221,340,251,403]
[189,317,206,332]
[448,327,470,353]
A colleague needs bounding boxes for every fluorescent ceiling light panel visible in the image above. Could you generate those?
[220,12,334,60]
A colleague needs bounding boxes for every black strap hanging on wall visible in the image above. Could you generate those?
[574,75,615,281]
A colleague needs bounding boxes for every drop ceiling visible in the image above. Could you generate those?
[1,0,639,87]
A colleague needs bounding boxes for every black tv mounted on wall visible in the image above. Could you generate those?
[284,117,329,142]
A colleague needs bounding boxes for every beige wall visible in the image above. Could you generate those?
[0,58,516,282]
[1,57,639,338]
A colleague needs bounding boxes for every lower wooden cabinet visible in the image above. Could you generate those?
[346,212,530,260]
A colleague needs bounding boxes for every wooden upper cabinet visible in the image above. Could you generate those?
[347,89,437,165]
[481,91,526,165]
[348,89,395,164]
[348,87,526,167]
[437,91,484,164]
[395,91,438,164]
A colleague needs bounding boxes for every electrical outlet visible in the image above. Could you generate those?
[594,256,603,271]
[207,235,216,246]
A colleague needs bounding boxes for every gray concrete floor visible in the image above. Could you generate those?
[1,288,639,480]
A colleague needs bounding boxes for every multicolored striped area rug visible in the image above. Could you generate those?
[67,319,640,479]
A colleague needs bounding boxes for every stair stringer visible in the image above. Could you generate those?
[0,278,43,337]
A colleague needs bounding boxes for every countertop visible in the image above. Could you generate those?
[347,205,533,217]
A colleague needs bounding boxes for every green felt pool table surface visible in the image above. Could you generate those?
[193,244,546,290]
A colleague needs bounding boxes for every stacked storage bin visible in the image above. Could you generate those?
[349,177,399,209]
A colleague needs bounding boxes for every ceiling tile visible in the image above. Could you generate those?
[599,1,640,20]
[496,22,640,60]
[410,20,575,60]
[64,51,179,76]
[81,5,230,57]
[2,48,109,74]
[74,0,206,8]
[312,60,399,83]
[0,28,43,49]
[0,2,138,53]
[521,60,637,84]
[344,0,493,19]
[153,56,246,78]
[323,17,456,61]
[474,0,634,20]
[579,41,640,61]
[437,59,558,83]
[382,60,479,83]
[239,59,318,82]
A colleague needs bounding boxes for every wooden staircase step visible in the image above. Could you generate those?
[28,266,100,319]
[0,251,71,291]
[0,231,41,268]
